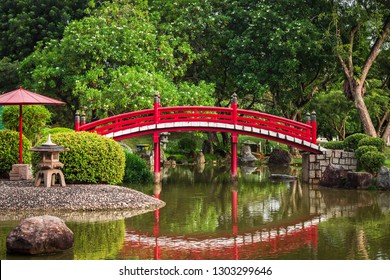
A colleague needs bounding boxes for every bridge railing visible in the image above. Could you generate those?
[77,95,316,143]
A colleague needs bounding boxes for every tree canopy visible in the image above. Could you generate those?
[0,0,387,140]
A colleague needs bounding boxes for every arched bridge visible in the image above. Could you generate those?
[75,94,324,181]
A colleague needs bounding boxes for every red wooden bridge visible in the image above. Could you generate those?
[76,94,323,181]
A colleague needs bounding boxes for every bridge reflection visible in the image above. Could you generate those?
[120,181,319,260]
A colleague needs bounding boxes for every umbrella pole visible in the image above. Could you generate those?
[19,105,23,164]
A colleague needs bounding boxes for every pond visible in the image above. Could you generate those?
[1,164,390,260]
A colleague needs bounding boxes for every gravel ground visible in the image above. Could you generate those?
[0,180,165,222]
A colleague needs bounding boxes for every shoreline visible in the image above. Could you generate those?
[0,180,165,222]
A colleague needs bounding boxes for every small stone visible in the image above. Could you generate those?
[6,215,74,255]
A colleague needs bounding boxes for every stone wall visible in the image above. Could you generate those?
[302,149,357,185]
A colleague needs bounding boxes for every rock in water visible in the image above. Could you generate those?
[377,167,390,190]
[268,149,292,165]
[320,164,348,188]
[345,172,373,189]
[6,215,73,255]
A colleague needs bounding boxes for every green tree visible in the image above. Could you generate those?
[227,0,335,120]
[311,89,360,140]
[20,0,214,123]
[0,0,92,61]
[0,57,20,94]
[331,0,390,139]
[1,105,51,144]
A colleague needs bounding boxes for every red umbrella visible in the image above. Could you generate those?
[0,86,65,163]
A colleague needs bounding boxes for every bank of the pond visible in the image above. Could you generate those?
[0,180,165,221]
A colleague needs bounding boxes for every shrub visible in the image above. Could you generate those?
[123,151,152,184]
[322,141,345,150]
[359,151,386,174]
[355,145,378,160]
[32,132,125,184]
[357,137,385,152]
[41,127,74,138]
[177,137,197,153]
[0,130,31,177]
[344,133,368,151]
[2,105,51,144]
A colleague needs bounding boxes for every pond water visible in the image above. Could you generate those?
[1,164,390,260]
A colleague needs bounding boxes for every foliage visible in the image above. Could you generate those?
[0,57,20,94]
[322,141,345,150]
[355,145,379,160]
[358,151,386,174]
[41,127,75,138]
[178,137,198,153]
[32,132,125,184]
[2,105,51,144]
[310,89,360,139]
[0,130,31,177]
[20,0,215,124]
[123,151,152,184]
[344,133,368,151]
[357,137,386,152]
[330,0,390,137]
[0,0,92,61]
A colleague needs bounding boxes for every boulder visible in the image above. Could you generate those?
[239,145,257,163]
[6,215,73,255]
[320,164,348,187]
[345,172,373,189]
[268,149,292,165]
[377,167,390,190]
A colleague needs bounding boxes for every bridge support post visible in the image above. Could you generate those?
[311,111,317,144]
[231,133,238,181]
[153,132,161,183]
[75,111,80,131]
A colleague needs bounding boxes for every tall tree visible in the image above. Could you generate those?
[0,0,92,61]
[332,0,390,139]
[20,0,214,125]
[228,0,335,120]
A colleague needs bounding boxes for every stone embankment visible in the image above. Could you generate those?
[0,180,165,221]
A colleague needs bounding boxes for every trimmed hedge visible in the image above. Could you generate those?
[322,141,344,150]
[32,132,125,184]
[41,127,74,138]
[359,151,386,174]
[344,133,368,151]
[123,151,152,184]
[0,130,31,177]
[355,145,378,160]
[357,137,385,152]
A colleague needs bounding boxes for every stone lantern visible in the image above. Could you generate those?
[30,134,69,187]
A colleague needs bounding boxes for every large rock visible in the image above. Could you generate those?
[320,164,348,188]
[239,145,257,163]
[345,172,373,189]
[6,215,74,255]
[377,167,390,190]
[268,149,292,165]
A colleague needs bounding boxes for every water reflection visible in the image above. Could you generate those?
[1,165,390,260]
[121,165,390,260]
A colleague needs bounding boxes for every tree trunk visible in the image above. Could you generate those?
[353,87,377,137]
[382,121,390,144]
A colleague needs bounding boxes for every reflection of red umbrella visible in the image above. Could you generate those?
[0,87,65,163]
